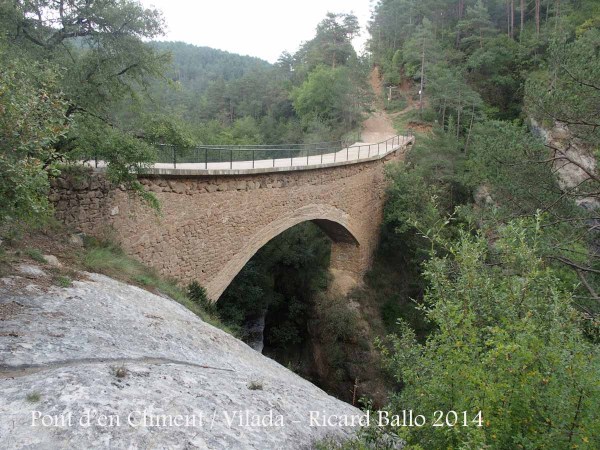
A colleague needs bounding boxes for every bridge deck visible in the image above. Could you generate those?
[85,134,414,176]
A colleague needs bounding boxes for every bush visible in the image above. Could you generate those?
[377,220,600,449]
[187,281,217,315]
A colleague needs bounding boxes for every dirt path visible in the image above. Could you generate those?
[358,67,399,144]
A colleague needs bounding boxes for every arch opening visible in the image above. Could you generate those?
[214,220,360,402]
[216,221,330,350]
[205,205,363,301]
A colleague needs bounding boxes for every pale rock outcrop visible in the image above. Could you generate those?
[0,271,361,449]
[531,119,599,209]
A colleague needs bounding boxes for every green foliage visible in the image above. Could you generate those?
[385,129,469,232]
[292,65,362,130]
[312,292,358,342]
[0,156,52,227]
[466,35,528,119]
[54,275,73,288]
[526,28,600,149]
[24,248,46,264]
[298,13,360,70]
[379,220,600,449]
[0,0,174,220]
[0,52,68,227]
[69,117,157,183]
[456,0,497,53]
[26,392,41,403]
[467,120,574,216]
[185,281,215,318]
[401,19,442,83]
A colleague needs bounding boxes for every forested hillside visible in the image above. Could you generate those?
[337,0,600,448]
[122,18,370,147]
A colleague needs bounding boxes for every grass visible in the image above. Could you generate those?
[247,380,264,390]
[392,107,434,139]
[0,246,14,277]
[384,96,408,112]
[24,248,47,264]
[26,392,41,403]
[82,237,236,335]
[111,365,128,379]
[54,275,73,288]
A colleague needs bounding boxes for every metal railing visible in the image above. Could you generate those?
[87,130,413,170]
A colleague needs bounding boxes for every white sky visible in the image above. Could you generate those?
[139,0,376,63]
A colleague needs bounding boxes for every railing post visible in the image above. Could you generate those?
[346,145,349,161]
[358,145,361,159]
[95,155,98,168]
[368,144,371,157]
[253,150,255,169]
[173,147,176,169]
[230,149,233,169]
[205,148,208,169]
[307,148,309,166]
[320,147,323,164]
[290,151,293,167]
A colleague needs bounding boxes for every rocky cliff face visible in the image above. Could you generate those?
[0,269,361,449]
[530,119,599,210]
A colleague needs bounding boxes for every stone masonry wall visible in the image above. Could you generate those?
[51,145,410,299]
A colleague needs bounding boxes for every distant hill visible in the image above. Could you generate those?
[151,41,271,92]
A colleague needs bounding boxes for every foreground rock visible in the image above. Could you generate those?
[0,271,361,449]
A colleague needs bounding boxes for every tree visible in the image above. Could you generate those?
[299,13,360,70]
[456,0,497,53]
[402,19,442,117]
[0,50,68,226]
[526,28,600,150]
[521,0,526,38]
[378,220,600,449]
[466,35,526,119]
[1,0,170,180]
[368,0,418,60]
[291,66,361,130]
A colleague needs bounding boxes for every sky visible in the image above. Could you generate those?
[139,0,375,63]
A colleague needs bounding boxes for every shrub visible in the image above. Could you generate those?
[187,281,217,315]
[377,220,600,449]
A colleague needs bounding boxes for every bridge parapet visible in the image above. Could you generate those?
[85,133,414,175]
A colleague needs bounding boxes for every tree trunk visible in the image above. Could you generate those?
[465,101,476,155]
[456,0,464,47]
[506,1,510,37]
[419,38,425,118]
[456,88,462,139]
[520,0,525,40]
[510,0,515,38]
[441,98,447,131]
[535,0,540,35]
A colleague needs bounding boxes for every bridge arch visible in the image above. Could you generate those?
[205,204,362,300]
[50,136,414,303]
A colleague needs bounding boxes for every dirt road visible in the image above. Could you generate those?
[358,67,398,144]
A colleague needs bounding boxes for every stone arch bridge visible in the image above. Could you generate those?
[52,135,414,300]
